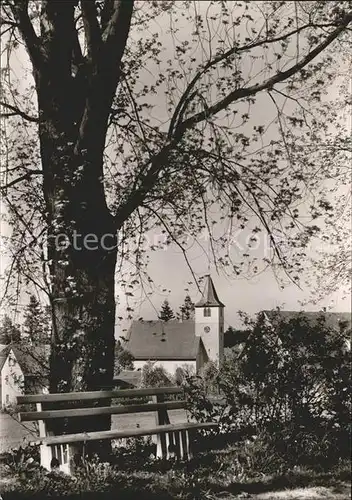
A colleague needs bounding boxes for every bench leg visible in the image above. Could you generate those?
[174,431,181,460]
[180,430,193,460]
[155,430,194,461]
[155,433,168,459]
[40,443,75,475]
[40,443,53,472]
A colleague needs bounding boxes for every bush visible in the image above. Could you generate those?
[184,309,351,472]
[140,361,173,388]
[2,444,41,476]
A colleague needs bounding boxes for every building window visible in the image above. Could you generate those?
[203,307,211,317]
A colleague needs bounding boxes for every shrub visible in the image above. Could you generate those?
[185,309,351,471]
[140,361,173,388]
[2,444,41,475]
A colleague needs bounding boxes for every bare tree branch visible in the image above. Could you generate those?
[179,13,352,134]
[0,170,42,191]
[168,19,345,139]
[0,101,39,122]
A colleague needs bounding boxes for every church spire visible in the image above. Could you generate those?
[195,275,225,307]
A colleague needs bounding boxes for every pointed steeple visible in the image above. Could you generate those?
[195,275,224,307]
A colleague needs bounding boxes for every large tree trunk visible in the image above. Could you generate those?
[8,0,133,462]
[43,140,118,459]
[49,236,117,460]
[23,1,134,458]
[45,136,117,390]
[39,106,118,446]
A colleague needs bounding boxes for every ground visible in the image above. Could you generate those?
[0,412,350,499]
[0,463,350,499]
[252,485,350,499]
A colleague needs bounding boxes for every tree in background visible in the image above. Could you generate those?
[159,299,175,322]
[186,309,351,467]
[201,360,219,394]
[1,1,351,446]
[219,311,351,431]
[140,361,172,388]
[0,315,21,344]
[23,295,50,344]
[114,340,134,376]
[224,326,249,348]
[179,295,195,320]
[175,364,195,385]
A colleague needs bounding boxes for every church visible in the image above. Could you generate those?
[124,275,225,374]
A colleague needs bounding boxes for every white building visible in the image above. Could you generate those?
[124,275,225,373]
[0,344,49,408]
[0,346,24,407]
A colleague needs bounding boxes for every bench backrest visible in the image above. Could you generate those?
[17,386,187,423]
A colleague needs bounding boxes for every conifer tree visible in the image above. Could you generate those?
[23,295,49,344]
[180,295,195,320]
[159,299,175,322]
[0,315,21,344]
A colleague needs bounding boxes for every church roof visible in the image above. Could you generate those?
[263,310,351,332]
[195,275,224,307]
[124,320,201,360]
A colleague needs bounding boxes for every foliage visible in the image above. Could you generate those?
[179,295,195,321]
[174,364,195,386]
[200,360,220,394]
[0,314,21,344]
[140,361,173,388]
[2,444,41,476]
[218,310,351,432]
[2,440,350,499]
[0,0,351,440]
[114,340,134,375]
[185,308,351,469]
[224,326,248,348]
[184,374,227,432]
[158,299,175,322]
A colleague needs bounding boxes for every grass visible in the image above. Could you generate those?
[0,440,350,500]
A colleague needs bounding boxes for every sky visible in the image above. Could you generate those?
[0,1,350,331]
[114,229,350,334]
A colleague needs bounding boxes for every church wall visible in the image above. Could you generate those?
[196,341,208,372]
[195,306,224,365]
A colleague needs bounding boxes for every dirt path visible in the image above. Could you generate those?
[219,483,351,499]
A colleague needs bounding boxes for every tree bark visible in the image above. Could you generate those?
[8,1,135,457]
[43,139,118,444]
[36,59,119,441]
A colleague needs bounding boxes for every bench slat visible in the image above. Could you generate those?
[17,386,183,404]
[36,422,218,446]
[19,401,187,422]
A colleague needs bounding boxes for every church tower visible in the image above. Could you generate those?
[195,275,224,365]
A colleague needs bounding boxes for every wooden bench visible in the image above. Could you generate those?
[16,386,218,474]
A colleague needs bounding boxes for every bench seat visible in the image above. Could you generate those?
[16,386,218,474]
[30,421,217,446]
